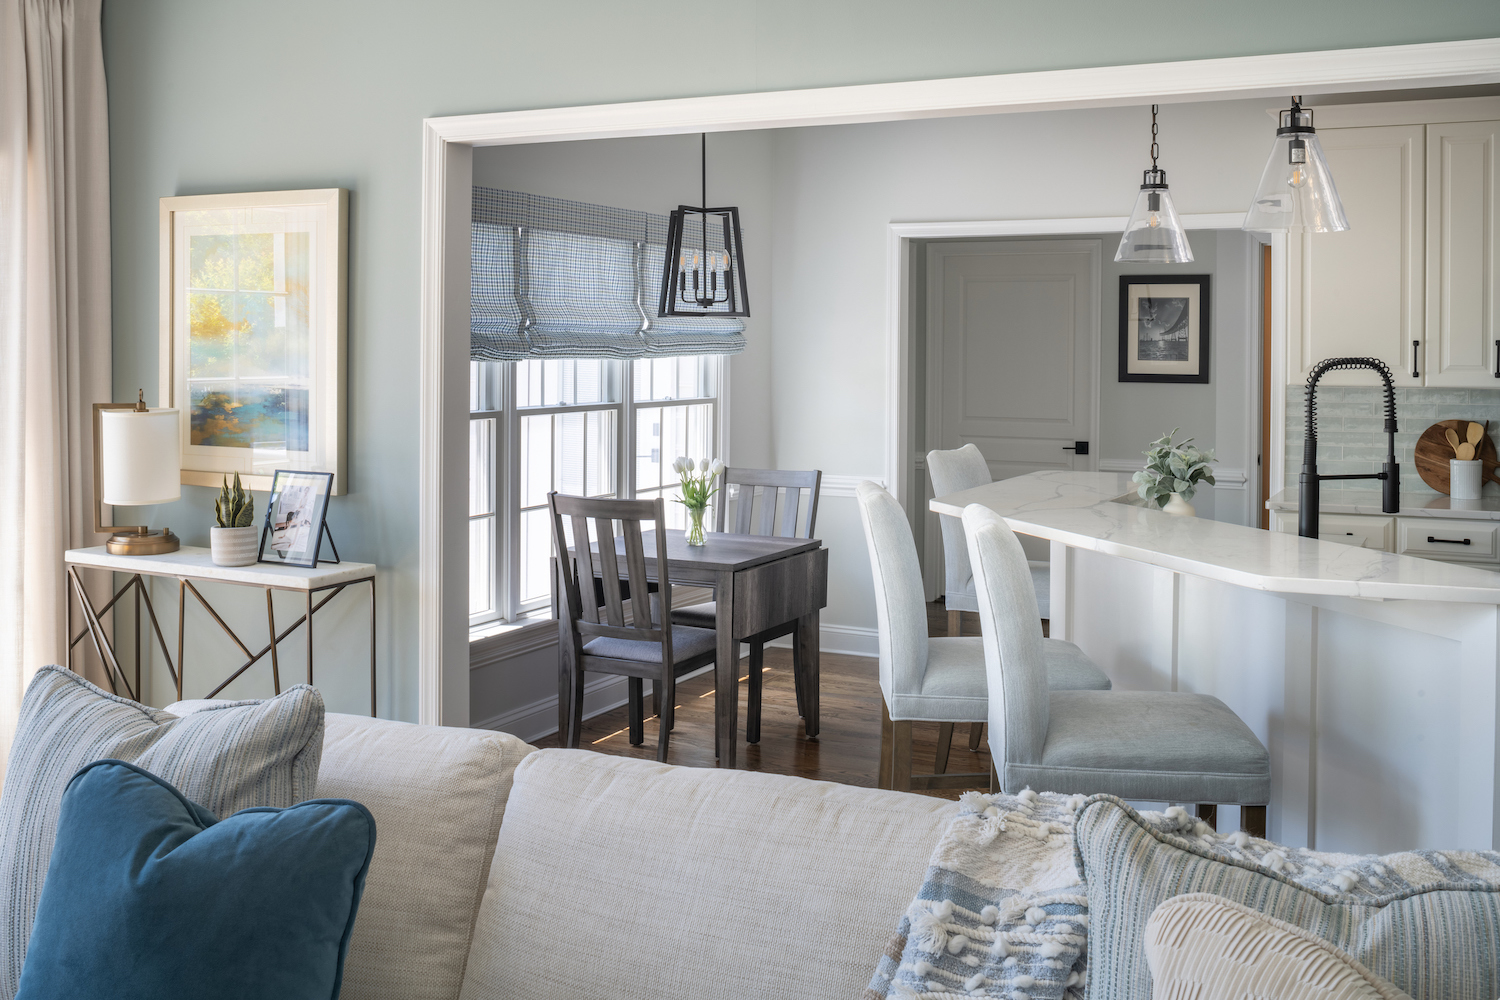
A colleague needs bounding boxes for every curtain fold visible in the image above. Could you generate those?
[0,0,111,778]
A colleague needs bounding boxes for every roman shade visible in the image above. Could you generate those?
[471,188,747,361]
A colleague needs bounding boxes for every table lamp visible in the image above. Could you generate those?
[94,390,181,555]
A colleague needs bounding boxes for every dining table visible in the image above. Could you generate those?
[561,528,828,768]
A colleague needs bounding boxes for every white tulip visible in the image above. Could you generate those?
[698,458,708,473]
[672,457,688,474]
[709,459,726,477]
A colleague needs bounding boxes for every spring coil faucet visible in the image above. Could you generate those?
[1299,357,1400,538]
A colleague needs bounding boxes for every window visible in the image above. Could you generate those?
[469,355,721,628]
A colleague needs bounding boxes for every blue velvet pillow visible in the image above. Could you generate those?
[16,760,375,1000]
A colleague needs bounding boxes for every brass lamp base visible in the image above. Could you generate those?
[105,528,180,556]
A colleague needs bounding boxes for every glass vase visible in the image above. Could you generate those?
[685,506,707,546]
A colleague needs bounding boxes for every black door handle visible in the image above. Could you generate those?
[1493,340,1498,378]
[1062,441,1089,455]
[1427,536,1472,545]
[1412,340,1420,380]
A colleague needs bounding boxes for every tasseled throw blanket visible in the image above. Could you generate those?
[864,789,1090,1000]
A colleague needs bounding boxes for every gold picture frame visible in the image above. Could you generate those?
[159,189,348,494]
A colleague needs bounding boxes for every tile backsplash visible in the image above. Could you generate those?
[1284,386,1500,495]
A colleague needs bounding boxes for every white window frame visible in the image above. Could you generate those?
[470,355,725,633]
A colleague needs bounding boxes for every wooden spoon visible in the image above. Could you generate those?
[1446,427,1463,455]
[1458,441,1476,461]
[1469,422,1485,447]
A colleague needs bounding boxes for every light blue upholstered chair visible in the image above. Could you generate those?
[855,482,1110,791]
[962,503,1270,830]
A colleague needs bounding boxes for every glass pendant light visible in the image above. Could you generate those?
[1116,105,1193,263]
[1243,97,1348,233]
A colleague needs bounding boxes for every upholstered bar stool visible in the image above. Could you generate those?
[961,503,1270,831]
[854,482,1110,792]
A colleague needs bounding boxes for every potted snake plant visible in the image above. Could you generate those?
[210,473,258,566]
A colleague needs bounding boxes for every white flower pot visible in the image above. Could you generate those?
[210,526,259,566]
[1163,492,1196,517]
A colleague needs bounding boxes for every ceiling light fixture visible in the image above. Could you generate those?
[1116,104,1193,263]
[1243,97,1349,233]
[660,133,750,317]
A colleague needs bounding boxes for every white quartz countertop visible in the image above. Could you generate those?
[931,471,1500,604]
[1266,488,1500,521]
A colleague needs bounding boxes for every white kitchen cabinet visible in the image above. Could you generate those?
[1425,121,1500,387]
[1269,510,1395,551]
[1287,125,1425,386]
[1268,507,1500,567]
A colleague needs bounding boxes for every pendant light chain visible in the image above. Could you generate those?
[1149,104,1159,171]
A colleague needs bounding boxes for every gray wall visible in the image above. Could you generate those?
[101,1,1500,721]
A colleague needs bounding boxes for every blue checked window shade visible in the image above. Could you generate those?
[471,187,747,361]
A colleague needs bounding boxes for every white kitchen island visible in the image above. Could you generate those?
[931,470,1500,854]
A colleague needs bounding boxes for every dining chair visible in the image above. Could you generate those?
[671,468,821,742]
[855,482,1111,792]
[961,502,1269,831]
[926,444,1051,754]
[550,492,718,762]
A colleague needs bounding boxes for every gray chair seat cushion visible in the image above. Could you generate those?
[1005,690,1270,805]
[887,637,1112,723]
[671,601,717,629]
[583,625,717,664]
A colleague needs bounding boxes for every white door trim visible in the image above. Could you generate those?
[420,39,1500,725]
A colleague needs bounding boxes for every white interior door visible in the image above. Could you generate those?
[923,239,1100,585]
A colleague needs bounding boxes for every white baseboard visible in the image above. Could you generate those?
[765,622,880,658]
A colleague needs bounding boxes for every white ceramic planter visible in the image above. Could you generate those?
[210,526,259,566]
[1163,492,1196,517]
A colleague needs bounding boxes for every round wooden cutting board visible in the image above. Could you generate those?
[1413,419,1500,494]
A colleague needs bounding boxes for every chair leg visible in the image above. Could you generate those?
[746,641,764,744]
[968,723,984,751]
[651,681,661,726]
[566,663,585,749]
[879,701,894,789]
[891,720,914,792]
[990,761,1000,794]
[934,722,954,774]
[628,678,645,746]
[656,667,675,763]
[1242,805,1267,838]
[947,610,961,637]
[1195,803,1217,831]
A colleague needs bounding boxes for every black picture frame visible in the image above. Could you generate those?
[257,470,336,569]
[1118,274,1211,384]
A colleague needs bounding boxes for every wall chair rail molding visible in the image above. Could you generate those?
[421,38,1500,725]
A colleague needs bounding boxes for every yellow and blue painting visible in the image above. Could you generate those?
[188,229,312,451]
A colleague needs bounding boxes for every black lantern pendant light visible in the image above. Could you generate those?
[1243,97,1349,233]
[659,133,750,317]
[1116,104,1193,263]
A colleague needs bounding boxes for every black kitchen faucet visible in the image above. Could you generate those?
[1299,357,1400,539]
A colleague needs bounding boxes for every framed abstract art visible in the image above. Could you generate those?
[1118,274,1210,384]
[159,189,349,494]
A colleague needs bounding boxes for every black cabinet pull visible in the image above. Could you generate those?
[1427,536,1472,545]
[1494,339,1498,378]
[1412,340,1420,379]
[1062,441,1089,455]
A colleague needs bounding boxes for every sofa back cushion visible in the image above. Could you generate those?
[458,749,956,1000]
[0,668,324,1000]
[313,714,536,1000]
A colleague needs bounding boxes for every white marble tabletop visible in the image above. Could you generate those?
[931,471,1500,604]
[1266,488,1500,521]
[65,545,377,591]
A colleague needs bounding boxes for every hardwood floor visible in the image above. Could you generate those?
[533,601,1045,799]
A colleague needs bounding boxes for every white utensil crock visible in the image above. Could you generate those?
[1450,459,1483,501]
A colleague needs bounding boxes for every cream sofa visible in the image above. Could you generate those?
[315,711,956,1000]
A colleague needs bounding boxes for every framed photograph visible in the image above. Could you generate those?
[258,470,335,569]
[160,189,349,494]
[1118,275,1210,383]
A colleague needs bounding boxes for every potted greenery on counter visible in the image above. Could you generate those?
[210,473,258,566]
[1134,428,1216,516]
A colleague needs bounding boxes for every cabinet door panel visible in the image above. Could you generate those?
[1287,125,1425,386]
[1426,121,1500,388]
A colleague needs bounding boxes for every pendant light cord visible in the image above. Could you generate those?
[701,132,707,208]
[1149,104,1159,170]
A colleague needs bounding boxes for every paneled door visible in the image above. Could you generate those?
[922,239,1100,588]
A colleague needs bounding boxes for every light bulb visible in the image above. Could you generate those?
[1289,166,1308,188]
[1147,213,1161,229]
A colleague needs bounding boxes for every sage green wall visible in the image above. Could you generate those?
[102,0,1500,720]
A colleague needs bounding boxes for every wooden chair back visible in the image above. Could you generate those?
[716,468,822,539]
[549,492,674,655]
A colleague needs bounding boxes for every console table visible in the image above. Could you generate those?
[63,546,376,715]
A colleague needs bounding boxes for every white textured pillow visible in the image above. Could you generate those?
[0,666,324,1000]
[1146,894,1413,1000]
[312,713,536,1000]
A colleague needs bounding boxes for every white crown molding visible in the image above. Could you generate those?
[1309,94,1500,129]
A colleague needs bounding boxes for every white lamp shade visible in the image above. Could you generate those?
[1244,131,1349,233]
[1115,184,1194,263]
[100,408,181,506]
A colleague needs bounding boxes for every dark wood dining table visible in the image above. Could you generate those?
[563,529,828,768]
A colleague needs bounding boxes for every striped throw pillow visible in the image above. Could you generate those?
[1073,795,1500,1000]
[0,666,324,1000]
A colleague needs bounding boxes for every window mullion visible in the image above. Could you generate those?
[621,359,635,499]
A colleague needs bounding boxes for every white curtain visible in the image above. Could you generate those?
[0,0,111,776]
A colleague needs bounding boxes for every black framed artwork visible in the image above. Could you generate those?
[257,470,337,568]
[1118,274,1211,383]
